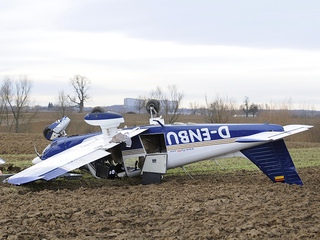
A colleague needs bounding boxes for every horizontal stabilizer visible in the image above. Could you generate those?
[241,139,302,185]
[236,124,312,143]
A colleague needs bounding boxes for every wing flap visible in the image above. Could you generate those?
[42,150,109,181]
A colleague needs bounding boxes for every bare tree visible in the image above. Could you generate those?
[134,95,146,114]
[204,94,235,123]
[240,96,259,117]
[149,85,184,123]
[0,83,7,127]
[242,96,250,117]
[57,90,72,117]
[0,76,34,132]
[150,86,164,101]
[249,103,259,117]
[189,101,201,115]
[68,74,91,113]
[164,85,184,123]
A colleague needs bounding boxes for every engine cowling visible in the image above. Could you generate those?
[84,111,124,130]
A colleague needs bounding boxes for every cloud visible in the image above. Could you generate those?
[54,0,320,49]
[0,1,320,109]
[2,0,320,50]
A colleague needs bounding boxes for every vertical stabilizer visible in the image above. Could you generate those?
[241,139,303,185]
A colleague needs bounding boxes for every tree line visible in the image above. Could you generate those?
[0,75,90,133]
[0,74,316,133]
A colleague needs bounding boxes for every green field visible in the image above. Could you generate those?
[166,147,320,176]
[2,147,319,176]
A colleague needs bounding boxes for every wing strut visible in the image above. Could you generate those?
[181,166,194,180]
[213,159,225,170]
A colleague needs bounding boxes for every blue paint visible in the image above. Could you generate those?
[40,123,284,161]
[241,139,303,185]
[84,112,123,121]
[41,132,99,160]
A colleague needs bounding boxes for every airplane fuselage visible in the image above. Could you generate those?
[6,102,311,186]
[36,123,284,176]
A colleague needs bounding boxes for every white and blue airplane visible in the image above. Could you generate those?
[5,100,312,186]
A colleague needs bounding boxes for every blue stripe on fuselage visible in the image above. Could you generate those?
[140,123,284,146]
[40,123,284,159]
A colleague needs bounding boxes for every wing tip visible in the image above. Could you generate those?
[5,175,42,185]
[283,124,313,131]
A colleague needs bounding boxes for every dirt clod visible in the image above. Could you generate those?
[1,167,319,239]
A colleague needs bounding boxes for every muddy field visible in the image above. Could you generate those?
[0,114,319,239]
[1,166,320,239]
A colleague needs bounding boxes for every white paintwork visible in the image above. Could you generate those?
[6,127,147,185]
[4,117,312,185]
[236,125,312,142]
[142,154,167,174]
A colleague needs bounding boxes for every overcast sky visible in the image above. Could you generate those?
[1,0,319,109]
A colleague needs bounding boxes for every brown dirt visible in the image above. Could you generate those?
[0,114,319,239]
[1,167,320,240]
[0,133,48,155]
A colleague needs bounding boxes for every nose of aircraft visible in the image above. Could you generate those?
[32,156,41,164]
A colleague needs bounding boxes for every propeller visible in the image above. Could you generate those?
[33,144,41,158]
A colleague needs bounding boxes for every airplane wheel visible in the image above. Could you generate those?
[146,99,160,114]
[91,106,105,113]
[43,125,52,141]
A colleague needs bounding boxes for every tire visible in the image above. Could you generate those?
[91,106,105,113]
[146,99,160,114]
[43,125,52,140]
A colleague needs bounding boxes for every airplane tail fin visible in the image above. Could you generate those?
[240,139,303,185]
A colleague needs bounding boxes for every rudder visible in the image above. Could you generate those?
[241,139,303,185]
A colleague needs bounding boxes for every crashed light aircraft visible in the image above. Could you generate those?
[5,100,312,186]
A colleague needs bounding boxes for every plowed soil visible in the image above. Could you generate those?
[0,120,319,240]
[1,167,320,239]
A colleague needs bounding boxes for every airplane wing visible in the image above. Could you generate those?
[6,147,110,185]
[6,127,147,185]
[236,124,312,143]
